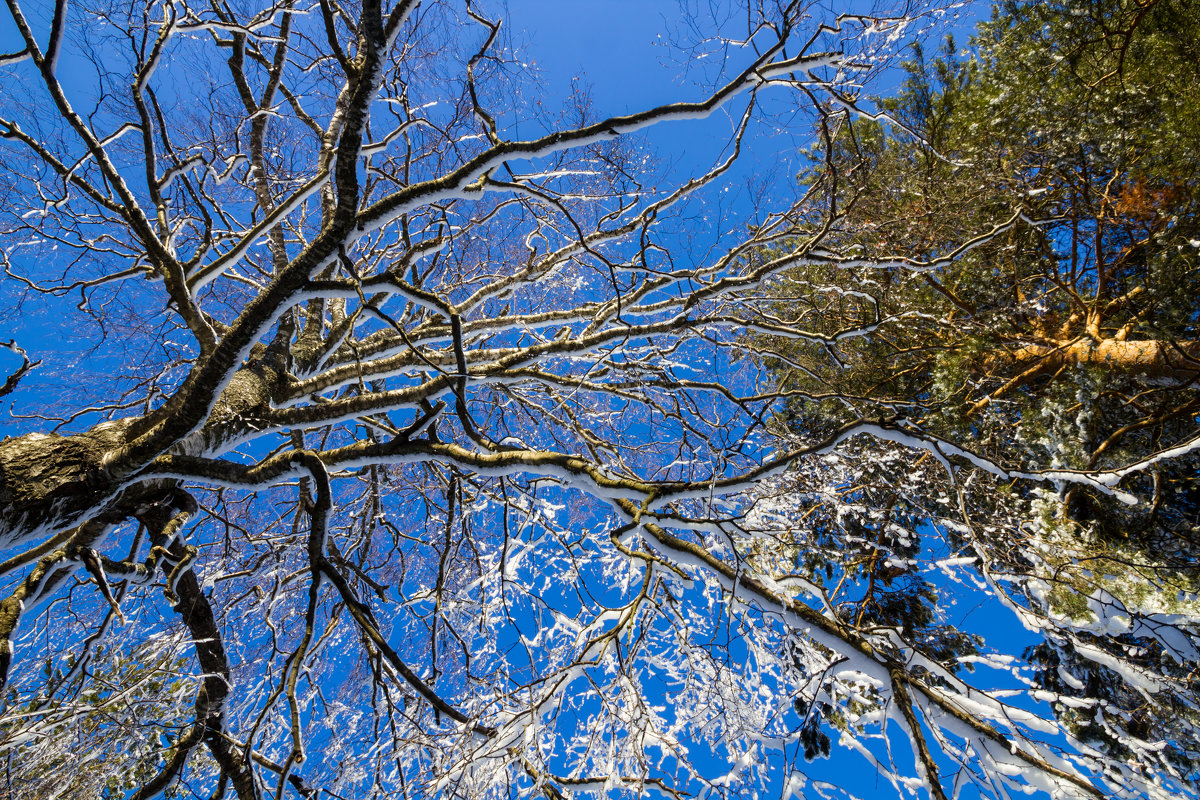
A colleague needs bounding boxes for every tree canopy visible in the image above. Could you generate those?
[753,0,1200,790]
[0,1,1196,799]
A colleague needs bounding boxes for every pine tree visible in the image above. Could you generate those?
[756,0,1200,772]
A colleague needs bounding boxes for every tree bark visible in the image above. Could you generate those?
[986,338,1200,382]
[0,353,284,550]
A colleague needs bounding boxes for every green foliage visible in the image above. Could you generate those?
[755,0,1200,772]
[768,0,1200,515]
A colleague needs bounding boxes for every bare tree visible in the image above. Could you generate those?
[0,1,1193,799]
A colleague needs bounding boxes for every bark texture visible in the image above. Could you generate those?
[986,338,1200,382]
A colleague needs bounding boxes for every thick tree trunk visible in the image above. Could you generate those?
[0,352,285,550]
[0,420,136,550]
[986,338,1200,382]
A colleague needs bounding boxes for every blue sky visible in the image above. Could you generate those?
[480,3,1055,799]
[0,2,1094,798]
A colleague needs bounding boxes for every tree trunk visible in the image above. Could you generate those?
[0,352,284,550]
[986,338,1200,382]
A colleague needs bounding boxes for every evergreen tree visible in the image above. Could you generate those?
[755,0,1200,773]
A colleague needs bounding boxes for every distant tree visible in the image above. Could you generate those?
[0,1,1195,799]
